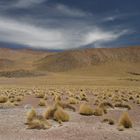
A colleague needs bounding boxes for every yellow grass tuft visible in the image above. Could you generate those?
[36,92,45,98]
[93,107,104,116]
[79,104,93,115]
[26,108,37,123]
[118,112,132,128]
[99,102,114,109]
[44,106,56,119]
[0,96,8,103]
[44,94,48,100]
[38,99,46,106]
[115,103,132,110]
[16,96,23,102]
[27,116,51,129]
[53,107,69,123]
[55,100,76,111]
[68,97,79,104]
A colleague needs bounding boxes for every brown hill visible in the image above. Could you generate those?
[0,47,52,71]
[36,47,140,72]
[0,58,14,69]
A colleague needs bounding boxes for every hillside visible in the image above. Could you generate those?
[36,47,140,72]
[0,48,52,71]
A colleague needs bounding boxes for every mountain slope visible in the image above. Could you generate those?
[36,47,140,72]
[0,58,15,69]
[0,48,52,70]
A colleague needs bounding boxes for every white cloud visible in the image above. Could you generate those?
[14,0,46,8]
[0,17,65,49]
[103,16,117,22]
[55,4,91,17]
[0,17,129,50]
[84,29,128,45]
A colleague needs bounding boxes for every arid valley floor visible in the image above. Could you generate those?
[0,47,140,140]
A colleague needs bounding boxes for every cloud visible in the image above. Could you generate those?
[103,16,116,22]
[0,0,46,10]
[0,17,64,49]
[14,0,46,8]
[0,17,130,50]
[54,4,91,17]
[84,29,129,45]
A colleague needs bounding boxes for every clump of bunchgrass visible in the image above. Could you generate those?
[38,99,46,106]
[115,103,132,110]
[118,112,132,128]
[26,108,37,124]
[99,102,114,109]
[79,103,93,116]
[44,106,56,119]
[0,96,8,103]
[27,116,51,129]
[68,97,79,104]
[36,92,45,98]
[93,107,104,116]
[53,107,70,124]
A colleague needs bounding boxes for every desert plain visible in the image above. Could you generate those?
[0,47,140,140]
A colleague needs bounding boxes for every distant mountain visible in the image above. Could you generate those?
[0,58,14,69]
[0,47,51,71]
[36,47,140,72]
[0,46,140,73]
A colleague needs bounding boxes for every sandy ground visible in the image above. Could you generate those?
[0,104,140,140]
[0,78,140,140]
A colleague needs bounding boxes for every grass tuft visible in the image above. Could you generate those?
[118,112,132,128]
[0,96,8,103]
[26,108,37,123]
[93,107,104,116]
[54,107,70,123]
[79,104,93,115]
[38,99,46,106]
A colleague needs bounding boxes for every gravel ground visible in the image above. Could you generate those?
[0,107,140,140]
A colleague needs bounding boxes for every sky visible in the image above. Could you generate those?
[0,0,140,50]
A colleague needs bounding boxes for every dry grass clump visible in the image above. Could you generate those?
[118,112,132,128]
[36,92,45,98]
[13,101,19,106]
[44,94,48,100]
[115,103,132,110]
[0,96,8,103]
[44,105,70,124]
[15,96,23,102]
[55,100,76,111]
[27,118,49,129]
[129,96,134,100]
[44,106,56,119]
[79,104,93,115]
[136,99,140,104]
[26,108,37,123]
[38,99,46,106]
[99,102,114,109]
[80,93,88,101]
[54,95,61,102]
[9,98,15,103]
[93,107,104,116]
[4,101,15,108]
[68,97,79,104]
[54,107,70,123]
[94,99,99,105]
[26,108,51,129]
